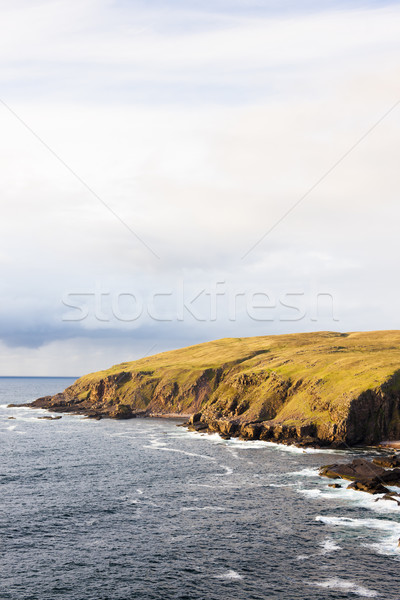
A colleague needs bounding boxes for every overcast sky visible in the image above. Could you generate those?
[1,0,399,376]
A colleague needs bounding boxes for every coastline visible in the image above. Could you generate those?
[11,398,400,453]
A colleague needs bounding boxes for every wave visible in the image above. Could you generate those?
[268,482,298,488]
[297,488,322,499]
[214,569,243,580]
[316,515,400,532]
[181,505,226,512]
[143,442,216,462]
[0,404,48,412]
[366,537,400,557]
[308,577,378,597]
[289,467,319,477]
[316,514,400,558]
[306,484,400,514]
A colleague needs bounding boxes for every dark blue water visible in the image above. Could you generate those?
[1,378,399,599]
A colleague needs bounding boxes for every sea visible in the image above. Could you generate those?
[1,377,399,600]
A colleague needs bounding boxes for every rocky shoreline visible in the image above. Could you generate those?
[181,412,336,448]
[12,394,399,454]
[11,395,342,448]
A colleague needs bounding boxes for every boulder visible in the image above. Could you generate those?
[259,424,275,440]
[110,404,134,419]
[372,455,400,469]
[240,423,262,440]
[319,458,385,481]
[347,478,389,495]
[216,419,239,436]
[378,468,400,486]
[191,421,208,432]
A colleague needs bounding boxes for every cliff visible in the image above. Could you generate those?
[28,330,400,447]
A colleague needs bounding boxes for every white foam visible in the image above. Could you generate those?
[261,441,305,453]
[316,514,400,556]
[147,438,168,448]
[181,505,225,512]
[320,538,342,553]
[289,467,319,477]
[366,536,400,557]
[268,483,297,488]
[214,569,243,580]
[316,485,400,514]
[309,578,377,597]
[298,488,322,499]
[226,447,240,459]
[316,515,400,532]
[143,444,216,462]
[6,424,16,431]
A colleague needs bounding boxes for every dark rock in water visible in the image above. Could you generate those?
[372,455,400,469]
[37,415,62,420]
[297,436,321,448]
[319,458,385,481]
[110,404,135,419]
[347,478,389,495]
[328,483,342,488]
[320,456,400,499]
[8,416,16,420]
[189,421,209,432]
[377,493,400,506]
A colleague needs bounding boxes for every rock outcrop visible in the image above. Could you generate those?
[320,457,400,498]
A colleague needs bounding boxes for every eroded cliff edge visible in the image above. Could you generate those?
[26,331,400,447]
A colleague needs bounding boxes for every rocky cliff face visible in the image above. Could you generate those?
[27,331,400,447]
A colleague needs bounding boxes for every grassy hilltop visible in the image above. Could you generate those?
[32,330,400,446]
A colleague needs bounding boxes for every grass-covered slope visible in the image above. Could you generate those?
[32,331,400,446]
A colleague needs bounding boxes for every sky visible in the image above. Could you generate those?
[1,0,399,376]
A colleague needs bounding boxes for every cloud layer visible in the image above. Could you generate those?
[1,1,399,374]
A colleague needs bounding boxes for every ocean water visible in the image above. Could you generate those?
[1,377,399,600]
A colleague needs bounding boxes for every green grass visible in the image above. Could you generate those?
[64,330,400,434]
